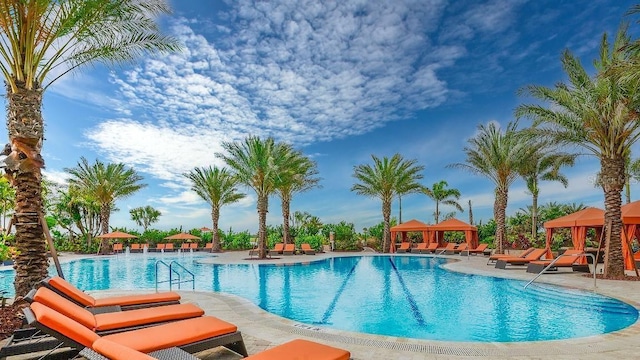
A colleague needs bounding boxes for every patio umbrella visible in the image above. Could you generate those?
[199,227,212,232]
[164,232,201,241]
[96,231,138,239]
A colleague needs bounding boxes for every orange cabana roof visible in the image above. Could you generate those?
[543,207,604,228]
[622,200,640,224]
[390,219,430,232]
[430,218,476,231]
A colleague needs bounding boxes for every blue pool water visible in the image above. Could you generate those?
[0,254,637,342]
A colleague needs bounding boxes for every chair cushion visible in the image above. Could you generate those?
[30,302,100,348]
[94,303,204,331]
[93,291,181,307]
[246,339,350,360]
[32,287,96,329]
[48,276,97,307]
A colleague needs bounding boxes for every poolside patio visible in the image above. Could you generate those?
[3,250,640,359]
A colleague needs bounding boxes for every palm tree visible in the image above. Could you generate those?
[397,181,424,224]
[351,154,425,253]
[516,27,640,277]
[217,137,294,259]
[183,166,245,252]
[51,187,101,248]
[449,122,530,254]
[424,180,464,223]
[0,0,177,296]
[65,157,146,254]
[519,141,576,240]
[129,206,162,233]
[275,152,321,244]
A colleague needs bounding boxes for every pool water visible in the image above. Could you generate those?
[0,254,637,342]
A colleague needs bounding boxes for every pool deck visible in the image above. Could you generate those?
[4,250,640,359]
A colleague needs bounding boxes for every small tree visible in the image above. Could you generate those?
[129,206,161,232]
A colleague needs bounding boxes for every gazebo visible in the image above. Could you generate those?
[543,207,604,263]
[622,200,640,270]
[390,219,431,253]
[429,218,478,249]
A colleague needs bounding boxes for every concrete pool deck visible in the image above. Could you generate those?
[4,250,640,359]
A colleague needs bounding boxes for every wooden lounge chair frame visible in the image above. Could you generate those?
[461,243,488,256]
[22,304,249,358]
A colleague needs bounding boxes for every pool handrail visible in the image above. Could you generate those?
[524,252,596,290]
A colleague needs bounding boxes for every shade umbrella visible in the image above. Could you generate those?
[199,227,212,232]
[96,231,138,239]
[164,232,201,241]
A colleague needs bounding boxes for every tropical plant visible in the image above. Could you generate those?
[516,26,640,277]
[518,140,576,240]
[65,157,146,254]
[184,166,245,252]
[449,121,531,254]
[129,206,161,232]
[351,154,424,253]
[217,136,295,258]
[0,0,178,296]
[0,177,15,231]
[275,152,321,245]
[292,211,323,236]
[50,187,101,249]
[424,180,463,223]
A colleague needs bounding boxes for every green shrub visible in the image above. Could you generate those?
[221,229,252,250]
[295,234,324,251]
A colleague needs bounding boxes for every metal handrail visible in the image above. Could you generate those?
[524,253,597,290]
[169,261,195,290]
[155,260,170,292]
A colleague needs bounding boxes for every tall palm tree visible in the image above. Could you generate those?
[217,137,294,258]
[519,141,576,240]
[129,206,162,233]
[275,152,321,244]
[397,181,424,224]
[0,0,177,296]
[516,27,640,277]
[351,154,425,253]
[449,122,530,254]
[65,157,146,254]
[183,166,245,252]
[424,180,463,223]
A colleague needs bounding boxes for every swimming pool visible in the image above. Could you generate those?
[0,254,637,342]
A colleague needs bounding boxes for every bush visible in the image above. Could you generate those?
[221,230,252,250]
[295,234,324,251]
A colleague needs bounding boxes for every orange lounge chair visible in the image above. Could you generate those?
[283,243,296,255]
[83,338,350,360]
[190,242,198,251]
[268,243,284,256]
[526,249,585,273]
[42,276,180,311]
[420,243,439,254]
[28,287,203,333]
[410,243,428,253]
[487,247,535,265]
[130,244,141,253]
[112,243,123,253]
[494,248,548,269]
[437,242,457,255]
[396,242,411,253]
[155,243,165,252]
[181,243,190,250]
[301,243,316,255]
[462,243,488,256]
[449,243,468,255]
[23,302,248,357]
[205,243,213,251]
[164,243,174,252]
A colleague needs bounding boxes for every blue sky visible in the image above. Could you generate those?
[33,0,640,234]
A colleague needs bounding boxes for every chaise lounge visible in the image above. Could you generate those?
[494,248,548,269]
[460,243,488,256]
[526,249,585,273]
[437,243,457,255]
[268,243,284,256]
[301,243,316,255]
[486,247,535,265]
[410,243,428,253]
[283,244,296,255]
[395,242,411,253]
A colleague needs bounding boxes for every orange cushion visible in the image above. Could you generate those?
[246,339,350,360]
[30,302,99,348]
[93,291,181,307]
[92,338,156,360]
[103,316,237,353]
[94,303,204,331]
[32,287,96,329]
[48,276,97,307]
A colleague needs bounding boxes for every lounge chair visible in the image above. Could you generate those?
[494,248,548,269]
[449,243,468,255]
[23,302,248,357]
[154,243,165,252]
[526,249,585,273]
[27,287,204,333]
[395,242,411,253]
[283,244,296,255]
[420,243,439,254]
[82,338,350,360]
[112,243,123,254]
[437,243,457,255]
[410,243,428,253]
[164,243,174,252]
[205,243,213,252]
[181,243,190,250]
[487,247,535,265]
[301,243,316,255]
[461,243,488,256]
[190,242,199,251]
[268,243,284,256]
[130,244,141,253]
[41,276,181,311]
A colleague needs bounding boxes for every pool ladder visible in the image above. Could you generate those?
[155,260,195,291]
[524,253,597,290]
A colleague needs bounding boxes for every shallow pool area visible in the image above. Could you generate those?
[1,253,637,342]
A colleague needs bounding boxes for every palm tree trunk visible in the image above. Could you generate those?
[211,207,221,252]
[601,157,625,277]
[625,179,631,204]
[281,197,291,245]
[257,194,268,259]
[99,204,110,254]
[398,195,402,224]
[468,200,473,225]
[382,200,391,253]
[6,81,48,298]
[435,201,440,223]
[494,187,508,254]
[531,192,538,242]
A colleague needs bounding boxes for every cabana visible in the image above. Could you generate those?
[390,219,431,253]
[429,218,478,250]
[543,207,604,264]
[622,200,640,270]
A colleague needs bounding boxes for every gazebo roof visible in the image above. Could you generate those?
[430,218,476,231]
[622,200,640,224]
[164,232,201,240]
[96,231,138,239]
[544,207,604,228]
[390,219,430,232]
